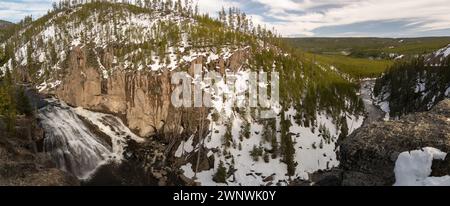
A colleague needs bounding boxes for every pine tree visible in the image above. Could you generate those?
[338,116,349,140]
[250,145,263,162]
[16,87,33,116]
[241,121,250,139]
[280,110,297,177]
[224,123,233,147]
[0,68,17,133]
[213,161,227,183]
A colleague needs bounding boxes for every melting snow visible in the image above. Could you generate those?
[435,44,450,58]
[394,147,450,186]
[175,135,195,158]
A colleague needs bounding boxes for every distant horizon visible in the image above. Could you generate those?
[1,0,450,38]
[2,16,450,39]
[282,36,450,39]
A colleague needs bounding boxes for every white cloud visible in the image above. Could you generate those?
[196,0,242,17]
[0,0,57,22]
[252,0,450,36]
[1,0,449,37]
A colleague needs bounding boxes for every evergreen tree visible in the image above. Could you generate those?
[213,161,227,183]
[338,116,349,140]
[280,110,297,177]
[224,123,233,148]
[249,145,263,162]
[16,87,33,116]
[0,68,17,133]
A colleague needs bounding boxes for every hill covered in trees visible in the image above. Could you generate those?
[0,0,367,186]
[374,47,450,118]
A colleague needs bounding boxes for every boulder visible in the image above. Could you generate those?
[338,99,450,185]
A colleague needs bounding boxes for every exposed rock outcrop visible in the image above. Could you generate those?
[55,46,249,139]
[339,99,450,185]
[0,116,79,186]
[296,99,450,186]
[84,137,186,186]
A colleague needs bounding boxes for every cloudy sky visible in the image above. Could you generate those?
[1,0,450,37]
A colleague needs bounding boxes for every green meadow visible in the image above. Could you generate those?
[302,52,393,79]
[284,37,450,79]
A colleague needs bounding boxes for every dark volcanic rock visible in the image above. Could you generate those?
[84,137,185,186]
[0,116,79,186]
[339,99,450,186]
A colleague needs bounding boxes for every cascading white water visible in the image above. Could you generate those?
[38,100,143,180]
[39,102,114,179]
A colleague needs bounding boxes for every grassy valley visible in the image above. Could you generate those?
[284,37,450,79]
[302,52,393,79]
[284,37,450,57]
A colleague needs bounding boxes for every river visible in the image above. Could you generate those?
[359,79,386,126]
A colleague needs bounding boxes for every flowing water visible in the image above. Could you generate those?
[39,102,113,179]
[360,80,386,125]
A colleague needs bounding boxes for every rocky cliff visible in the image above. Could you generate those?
[0,116,79,186]
[54,45,248,138]
[299,99,450,186]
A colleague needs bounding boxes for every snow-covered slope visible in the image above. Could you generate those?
[375,45,450,118]
[0,2,253,92]
[427,44,450,65]
[176,70,364,186]
[180,111,363,186]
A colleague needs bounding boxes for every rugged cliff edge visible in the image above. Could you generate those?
[55,45,247,138]
[298,99,450,186]
[0,116,79,186]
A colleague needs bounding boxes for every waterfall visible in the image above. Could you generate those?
[39,103,112,179]
[38,100,143,180]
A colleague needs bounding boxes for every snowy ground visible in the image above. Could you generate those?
[178,69,364,186]
[394,147,450,186]
[180,110,363,186]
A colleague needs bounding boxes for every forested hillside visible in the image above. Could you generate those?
[374,52,450,118]
[0,1,367,186]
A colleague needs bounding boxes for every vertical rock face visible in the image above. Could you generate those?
[56,46,175,137]
[55,46,249,138]
[57,47,103,108]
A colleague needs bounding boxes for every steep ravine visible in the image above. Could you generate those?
[359,79,386,125]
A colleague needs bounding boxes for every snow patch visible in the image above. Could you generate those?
[394,147,450,186]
